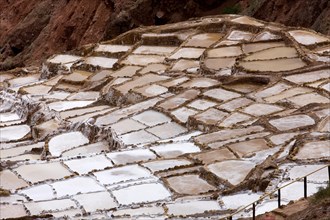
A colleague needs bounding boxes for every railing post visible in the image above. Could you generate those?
[253,203,256,220]
[328,165,330,182]
[278,189,281,208]
[304,176,307,198]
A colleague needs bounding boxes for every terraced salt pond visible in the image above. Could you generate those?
[227,30,254,41]
[171,59,199,71]
[140,63,168,74]
[284,69,330,84]
[207,160,256,185]
[243,47,298,61]
[0,142,44,159]
[289,30,329,45]
[48,100,95,111]
[150,142,200,158]
[0,124,30,142]
[166,174,216,194]
[264,87,313,103]
[269,115,315,131]
[60,142,108,157]
[8,74,40,88]
[113,205,164,217]
[169,48,205,59]
[0,170,29,190]
[93,165,152,185]
[294,141,330,159]
[134,84,168,97]
[107,148,156,165]
[24,199,77,216]
[0,112,20,122]
[48,131,89,156]
[14,162,72,183]
[0,204,28,219]
[1,15,329,220]
[242,42,286,53]
[207,46,242,57]
[84,56,118,68]
[142,159,192,172]
[64,155,113,174]
[62,70,93,83]
[231,16,264,27]
[89,70,112,81]
[20,84,52,95]
[287,92,328,106]
[204,57,236,70]
[51,177,104,197]
[75,191,116,213]
[239,58,306,72]
[19,184,55,201]
[48,54,82,64]
[166,200,222,216]
[254,31,281,41]
[133,46,177,55]
[122,54,165,66]
[112,182,171,205]
[184,33,222,47]
[94,44,131,53]
[242,103,283,116]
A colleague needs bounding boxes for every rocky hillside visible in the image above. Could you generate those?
[243,0,330,35]
[0,0,329,70]
[0,0,112,69]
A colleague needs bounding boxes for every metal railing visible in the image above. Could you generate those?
[225,164,330,220]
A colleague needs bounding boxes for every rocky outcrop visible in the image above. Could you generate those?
[243,0,330,35]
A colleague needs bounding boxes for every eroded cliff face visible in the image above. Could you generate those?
[0,0,112,69]
[245,0,330,36]
[0,0,329,70]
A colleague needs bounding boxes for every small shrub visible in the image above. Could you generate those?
[222,5,241,14]
[0,188,10,197]
[312,184,330,204]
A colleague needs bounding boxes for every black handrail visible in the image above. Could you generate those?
[224,164,329,220]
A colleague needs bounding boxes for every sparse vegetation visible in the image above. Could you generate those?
[0,188,11,197]
[222,5,241,14]
[312,184,330,204]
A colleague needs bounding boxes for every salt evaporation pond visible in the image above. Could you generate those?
[48,54,82,64]
[48,131,89,156]
[239,58,306,72]
[112,182,171,205]
[166,200,222,216]
[0,112,20,122]
[0,124,30,142]
[48,100,95,111]
[288,30,329,45]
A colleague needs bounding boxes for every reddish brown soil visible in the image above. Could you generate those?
[251,0,330,35]
[0,0,329,70]
[242,198,330,220]
[0,0,112,69]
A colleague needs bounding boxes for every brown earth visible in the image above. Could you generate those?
[0,0,329,70]
[251,198,330,220]
[0,0,113,69]
[244,0,330,35]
